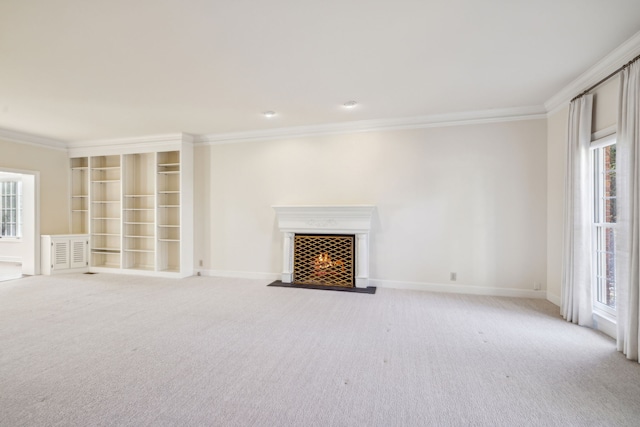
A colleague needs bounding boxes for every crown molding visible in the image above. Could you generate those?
[67,132,194,157]
[545,30,640,114]
[195,105,547,145]
[0,127,67,151]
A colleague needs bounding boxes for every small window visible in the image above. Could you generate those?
[591,140,616,312]
[0,181,22,238]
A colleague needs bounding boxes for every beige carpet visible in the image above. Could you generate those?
[1,274,639,426]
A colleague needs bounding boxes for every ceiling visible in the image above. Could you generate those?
[1,0,640,143]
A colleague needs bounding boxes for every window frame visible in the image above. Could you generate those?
[0,179,23,240]
[590,134,617,318]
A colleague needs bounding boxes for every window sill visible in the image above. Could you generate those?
[0,238,22,243]
[593,310,617,339]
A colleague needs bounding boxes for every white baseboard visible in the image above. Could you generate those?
[199,269,547,299]
[546,292,561,307]
[0,256,21,263]
[370,279,547,299]
[196,269,280,281]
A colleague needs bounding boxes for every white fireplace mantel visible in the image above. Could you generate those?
[273,205,376,288]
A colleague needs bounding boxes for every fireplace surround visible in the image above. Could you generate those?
[273,205,375,288]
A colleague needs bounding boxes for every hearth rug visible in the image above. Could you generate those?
[267,280,376,294]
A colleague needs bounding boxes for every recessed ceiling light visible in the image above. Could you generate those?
[263,110,276,118]
[343,100,358,108]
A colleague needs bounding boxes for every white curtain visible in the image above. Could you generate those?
[616,61,640,361]
[562,94,594,326]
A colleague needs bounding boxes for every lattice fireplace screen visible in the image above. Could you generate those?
[293,234,355,287]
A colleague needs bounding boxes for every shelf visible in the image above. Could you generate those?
[92,217,120,220]
[158,205,180,208]
[124,194,155,198]
[159,239,180,242]
[92,166,121,170]
[72,167,89,170]
[92,248,121,253]
[124,208,154,211]
[92,180,120,183]
[124,221,154,225]
[158,190,180,194]
[72,210,88,212]
[72,195,89,198]
[158,162,180,167]
[158,224,180,228]
[92,233,120,236]
[158,171,180,175]
[124,249,155,253]
[125,235,154,238]
[92,201,120,204]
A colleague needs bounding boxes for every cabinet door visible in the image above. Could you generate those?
[52,240,70,270]
[70,238,88,269]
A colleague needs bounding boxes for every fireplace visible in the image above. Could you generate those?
[273,205,375,289]
[294,234,355,287]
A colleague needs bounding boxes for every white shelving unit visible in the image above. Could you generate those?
[68,134,193,278]
[123,153,156,271]
[157,151,181,273]
[70,157,89,234]
[90,155,122,269]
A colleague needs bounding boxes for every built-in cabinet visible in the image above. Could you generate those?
[41,234,89,275]
[67,136,193,277]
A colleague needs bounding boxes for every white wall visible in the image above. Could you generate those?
[195,119,547,295]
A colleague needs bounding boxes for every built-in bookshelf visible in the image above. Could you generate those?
[90,155,121,269]
[70,157,89,234]
[123,153,156,271]
[157,151,181,272]
[68,134,193,277]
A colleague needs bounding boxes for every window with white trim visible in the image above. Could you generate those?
[0,180,22,238]
[591,137,616,313]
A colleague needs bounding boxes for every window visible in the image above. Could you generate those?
[0,180,22,238]
[592,139,616,312]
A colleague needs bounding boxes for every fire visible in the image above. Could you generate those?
[314,253,345,276]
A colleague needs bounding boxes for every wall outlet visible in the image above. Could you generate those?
[533,281,541,291]
[450,272,457,281]
[199,259,203,267]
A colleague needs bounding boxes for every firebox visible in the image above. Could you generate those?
[293,234,355,287]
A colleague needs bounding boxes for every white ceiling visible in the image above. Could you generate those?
[1,0,640,143]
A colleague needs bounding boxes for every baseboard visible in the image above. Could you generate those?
[198,270,547,299]
[547,292,561,307]
[370,278,547,299]
[196,269,280,281]
[0,256,21,263]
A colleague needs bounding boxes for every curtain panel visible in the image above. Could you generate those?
[616,61,640,361]
[562,95,594,326]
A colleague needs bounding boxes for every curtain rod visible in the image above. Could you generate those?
[571,53,640,103]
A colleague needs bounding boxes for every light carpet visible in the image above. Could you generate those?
[1,274,639,426]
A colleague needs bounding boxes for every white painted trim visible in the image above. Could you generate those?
[67,133,194,157]
[547,292,561,307]
[197,269,280,281]
[371,279,547,299]
[593,311,616,339]
[0,256,21,263]
[545,30,640,113]
[195,106,547,145]
[197,270,547,299]
[0,128,67,151]
[591,125,617,142]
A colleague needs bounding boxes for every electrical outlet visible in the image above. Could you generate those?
[199,259,203,267]
[534,281,541,291]
[450,272,457,281]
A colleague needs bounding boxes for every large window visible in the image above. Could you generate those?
[0,180,22,238]
[592,139,616,312]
